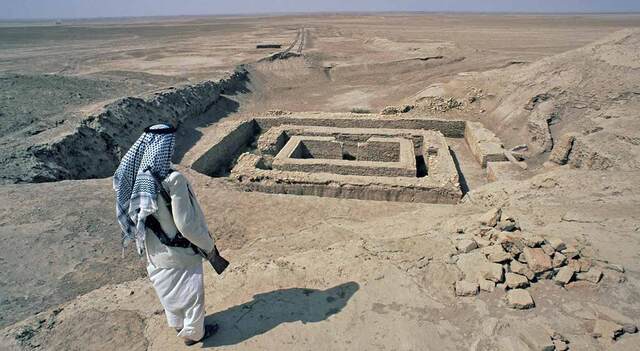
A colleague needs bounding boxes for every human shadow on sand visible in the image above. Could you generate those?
[202,281,359,347]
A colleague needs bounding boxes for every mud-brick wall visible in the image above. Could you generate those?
[254,117,466,138]
[191,120,258,177]
[463,121,507,168]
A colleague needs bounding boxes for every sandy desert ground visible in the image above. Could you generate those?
[1,13,640,351]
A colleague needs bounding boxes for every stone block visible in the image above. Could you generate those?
[623,324,638,334]
[552,252,566,268]
[554,266,575,286]
[497,220,517,232]
[510,260,535,281]
[524,235,546,248]
[478,279,496,292]
[456,239,478,253]
[505,273,529,289]
[482,244,512,263]
[506,289,535,309]
[541,244,555,255]
[455,280,479,296]
[561,246,579,259]
[578,258,593,272]
[479,208,501,227]
[576,269,602,283]
[523,247,552,273]
[547,238,566,251]
[474,237,492,248]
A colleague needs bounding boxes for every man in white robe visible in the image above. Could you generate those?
[113,124,218,346]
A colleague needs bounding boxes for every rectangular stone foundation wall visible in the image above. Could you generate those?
[191,119,258,176]
[273,136,416,177]
[191,116,473,204]
[295,138,343,159]
[357,138,401,162]
[231,153,459,203]
[254,116,466,138]
[272,161,416,177]
[243,181,460,204]
[464,121,507,168]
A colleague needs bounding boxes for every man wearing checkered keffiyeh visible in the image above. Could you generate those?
[113,124,219,345]
[113,123,175,255]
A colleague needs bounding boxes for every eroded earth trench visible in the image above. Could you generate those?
[2,25,640,351]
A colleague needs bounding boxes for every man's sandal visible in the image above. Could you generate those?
[184,323,219,346]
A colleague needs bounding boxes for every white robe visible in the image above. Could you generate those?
[143,171,215,342]
[147,263,205,341]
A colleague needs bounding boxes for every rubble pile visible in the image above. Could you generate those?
[450,208,616,307]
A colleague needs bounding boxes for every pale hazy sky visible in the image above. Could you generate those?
[2,0,640,20]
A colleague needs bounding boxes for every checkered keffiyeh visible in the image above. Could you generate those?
[113,124,175,255]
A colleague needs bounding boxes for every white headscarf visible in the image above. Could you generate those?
[113,124,176,255]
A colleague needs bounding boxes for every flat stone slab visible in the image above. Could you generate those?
[506,289,535,309]
[522,247,553,273]
[505,273,529,289]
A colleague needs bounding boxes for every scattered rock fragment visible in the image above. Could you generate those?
[576,269,602,283]
[578,258,593,272]
[482,244,512,263]
[592,319,624,340]
[497,219,517,232]
[561,246,579,259]
[623,324,638,334]
[456,239,478,253]
[506,289,535,309]
[552,252,567,268]
[547,238,566,251]
[478,279,495,292]
[496,232,525,254]
[510,260,535,280]
[554,266,575,286]
[505,273,529,289]
[541,244,555,255]
[567,259,581,272]
[537,270,555,280]
[479,208,501,227]
[455,280,479,296]
[524,235,546,248]
[474,236,492,248]
[523,247,553,273]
